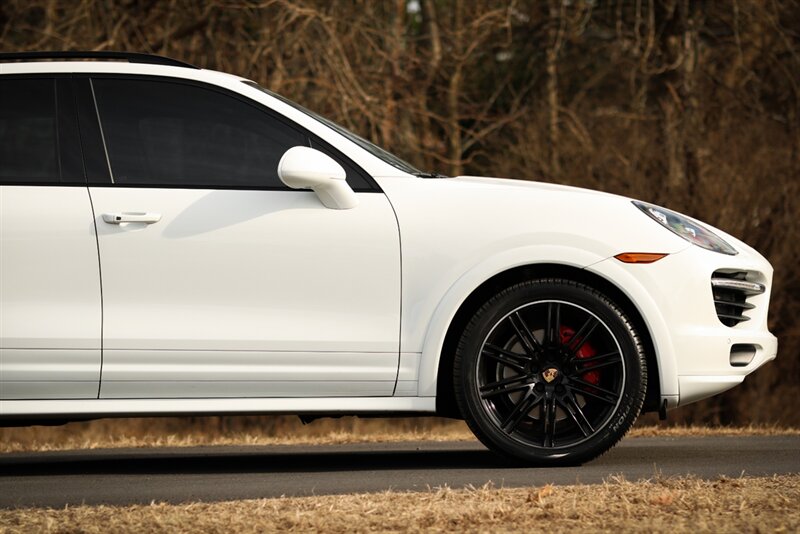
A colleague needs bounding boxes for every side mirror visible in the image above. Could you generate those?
[277,146,358,210]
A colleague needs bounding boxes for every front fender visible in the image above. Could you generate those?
[417,244,605,397]
[416,245,681,408]
[585,256,680,402]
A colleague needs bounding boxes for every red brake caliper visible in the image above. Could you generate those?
[559,326,600,385]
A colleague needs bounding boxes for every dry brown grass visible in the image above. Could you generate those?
[628,424,800,438]
[0,416,471,453]
[1,416,797,454]
[1,475,797,533]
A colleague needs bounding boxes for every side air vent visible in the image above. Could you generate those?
[711,271,765,327]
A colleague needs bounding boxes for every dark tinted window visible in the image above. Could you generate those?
[92,79,307,188]
[0,79,59,183]
[309,138,372,191]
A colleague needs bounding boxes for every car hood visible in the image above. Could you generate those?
[433,174,762,261]
[452,175,616,198]
[377,173,691,264]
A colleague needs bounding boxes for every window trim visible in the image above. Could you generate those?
[88,79,115,184]
[84,73,381,193]
[73,77,112,185]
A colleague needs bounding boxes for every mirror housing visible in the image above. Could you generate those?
[278,146,358,209]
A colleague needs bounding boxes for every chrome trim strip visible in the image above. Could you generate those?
[711,278,766,295]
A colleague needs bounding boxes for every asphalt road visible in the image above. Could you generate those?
[0,435,798,508]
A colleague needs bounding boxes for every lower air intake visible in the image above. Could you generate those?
[711,271,764,327]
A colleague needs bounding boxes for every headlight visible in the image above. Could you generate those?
[632,201,737,255]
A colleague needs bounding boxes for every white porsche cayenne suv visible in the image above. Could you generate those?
[0,52,778,465]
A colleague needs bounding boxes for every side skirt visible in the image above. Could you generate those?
[0,396,437,420]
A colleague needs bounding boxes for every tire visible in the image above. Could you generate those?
[453,278,647,466]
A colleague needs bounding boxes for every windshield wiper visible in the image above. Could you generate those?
[413,171,449,179]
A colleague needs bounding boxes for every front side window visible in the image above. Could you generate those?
[244,81,424,176]
[0,78,59,183]
[92,78,307,188]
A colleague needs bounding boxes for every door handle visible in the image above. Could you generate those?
[102,212,162,225]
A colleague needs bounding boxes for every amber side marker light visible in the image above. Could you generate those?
[614,252,668,264]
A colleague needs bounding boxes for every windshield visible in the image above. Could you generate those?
[243,81,424,175]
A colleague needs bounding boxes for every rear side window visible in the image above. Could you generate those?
[0,79,59,183]
[92,79,307,188]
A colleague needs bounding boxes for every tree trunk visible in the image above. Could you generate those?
[448,0,464,177]
[546,0,562,176]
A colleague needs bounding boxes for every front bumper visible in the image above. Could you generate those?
[589,242,778,408]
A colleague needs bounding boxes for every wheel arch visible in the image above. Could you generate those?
[430,263,663,418]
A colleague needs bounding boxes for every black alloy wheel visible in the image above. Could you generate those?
[454,279,647,465]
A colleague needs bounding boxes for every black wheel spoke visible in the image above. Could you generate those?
[501,391,542,432]
[479,374,532,399]
[482,343,530,373]
[558,392,594,437]
[541,391,557,447]
[568,379,619,405]
[570,377,618,397]
[567,316,598,355]
[570,350,620,366]
[575,359,620,373]
[508,312,542,356]
[544,302,561,346]
[571,353,622,374]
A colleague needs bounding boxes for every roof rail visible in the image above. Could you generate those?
[0,51,198,69]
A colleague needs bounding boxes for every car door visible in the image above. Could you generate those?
[0,76,102,400]
[84,76,401,399]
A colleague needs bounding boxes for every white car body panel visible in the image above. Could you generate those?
[0,186,101,399]
[0,60,778,420]
[588,244,777,406]
[89,187,400,398]
[374,175,691,399]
